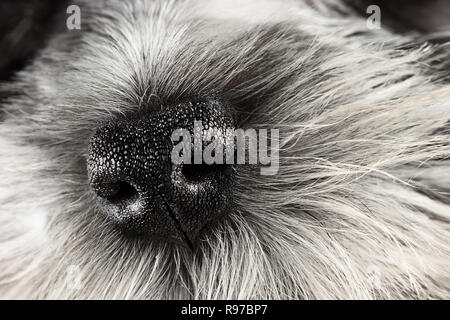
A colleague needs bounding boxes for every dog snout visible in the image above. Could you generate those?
[87,99,236,245]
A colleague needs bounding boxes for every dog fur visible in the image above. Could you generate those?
[0,0,449,299]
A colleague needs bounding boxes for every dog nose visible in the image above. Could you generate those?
[87,99,235,245]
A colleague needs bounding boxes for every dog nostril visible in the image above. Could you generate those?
[182,164,232,183]
[104,181,139,204]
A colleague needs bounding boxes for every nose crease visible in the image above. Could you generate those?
[157,191,194,250]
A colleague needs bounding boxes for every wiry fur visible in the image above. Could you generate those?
[0,0,449,299]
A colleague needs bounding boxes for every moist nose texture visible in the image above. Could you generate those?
[88,99,236,245]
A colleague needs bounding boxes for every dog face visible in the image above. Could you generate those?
[0,0,449,299]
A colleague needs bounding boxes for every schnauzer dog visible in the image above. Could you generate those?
[0,0,449,299]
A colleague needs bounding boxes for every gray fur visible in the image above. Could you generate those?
[0,0,449,299]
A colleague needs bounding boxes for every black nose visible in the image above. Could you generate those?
[88,99,235,245]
